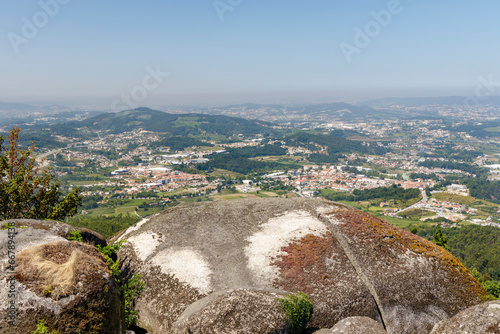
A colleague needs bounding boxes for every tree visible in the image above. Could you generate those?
[432,225,449,251]
[0,127,82,220]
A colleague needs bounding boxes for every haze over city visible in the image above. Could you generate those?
[1,0,500,106]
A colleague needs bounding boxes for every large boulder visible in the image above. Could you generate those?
[113,198,485,334]
[430,300,500,334]
[0,219,124,334]
[173,288,289,333]
[329,316,387,333]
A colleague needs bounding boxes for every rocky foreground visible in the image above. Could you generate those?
[2,198,498,333]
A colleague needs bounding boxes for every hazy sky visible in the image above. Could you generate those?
[1,0,499,106]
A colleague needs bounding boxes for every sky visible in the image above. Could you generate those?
[1,0,500,107]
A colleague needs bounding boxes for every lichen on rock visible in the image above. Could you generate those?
[430,300,500,334]
[173,288,290,334]
[114,198,485,334]
[0,219,124,334]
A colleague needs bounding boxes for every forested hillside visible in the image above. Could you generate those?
[51,108,278,137]
[416,225,500,280]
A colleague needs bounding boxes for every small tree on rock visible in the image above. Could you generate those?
[0,127,82,220]
[433,225,449,251]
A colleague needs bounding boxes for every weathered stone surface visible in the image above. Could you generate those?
[113,198,485,334]
[330,316,387,333]
[430,300,500,334]
[0,219,124,334]
[173,288,289,334]
[313,329,332,334]
[329,209,485,334]
[1,219,106,247]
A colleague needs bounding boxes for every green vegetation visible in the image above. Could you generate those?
[260,180,296,192]
[418,146,483,163]
[418,160,486,176]
[19,131,66,150]
[415,225,500,280]
[157,136,213,151]
[409,172,439,180]
[399,208,434,219]
[0,127,82,220]
[96,241,146,327]
[31,319,58,334]
[67,214,140,238]
[227,144,288,158]
[197,154,298,174]
[447,120,500,138]
[277,292,313,334]
[187,144,298,175]
[432,225,449,251]
[122,273,146,325]
[285,131,387,156]
[460,178,500,204]
[68,230,83,242]
[472,268,500,300]
[320,185,420,202]
[55,108,278,138]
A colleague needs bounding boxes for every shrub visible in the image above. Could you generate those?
[31,319,58,334]
[277,292,313,334]
[0,127,82,220]
[96,241,145,327]
[68,230,82,242]
[483,280,500,299]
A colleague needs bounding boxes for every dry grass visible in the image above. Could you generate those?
[16,241,107,299]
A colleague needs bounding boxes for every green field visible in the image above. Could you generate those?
[485,127,500,132]
[174,117,202,128]
[433,192,499,207]
[399,208,435,219]
[432,192,500,218]
[211,169,245,177]
[115,206,138,214]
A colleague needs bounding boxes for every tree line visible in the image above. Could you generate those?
[321,184,421,202]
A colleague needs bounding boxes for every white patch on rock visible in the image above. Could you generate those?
[117,215,155,241]
[151,248,213,294]
[399,249,429,269]
[127,232,163,262]
[245,210,329,286]
[489,303,500,310]
[326,215,343,225]
[316,206,331,215]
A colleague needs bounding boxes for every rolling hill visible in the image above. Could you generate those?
[51,107,279,138]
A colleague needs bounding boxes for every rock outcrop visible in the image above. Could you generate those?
[173,288,289,333]
[430,300,500,334]
[113,198,485,334]
[0,219,124,334]
[329,316,388,333]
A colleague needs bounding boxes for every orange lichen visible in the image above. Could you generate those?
[271,232,335,294]
[330,209,487,301]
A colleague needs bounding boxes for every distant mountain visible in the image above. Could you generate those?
[199,102,396,121]
[366,96,500,108]
[0,101,38,111]
[51,107,279,137]
[200,103,288,118]
[296,102,397,120]
[224,103,285,110]
[0,102,73,112]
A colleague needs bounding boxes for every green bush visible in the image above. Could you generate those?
[96,241,145,327]
[472,268,500,300]
[483,280,500,299]
[31,319,58,334]
[277,292,313,334]
[68,230,82,242]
